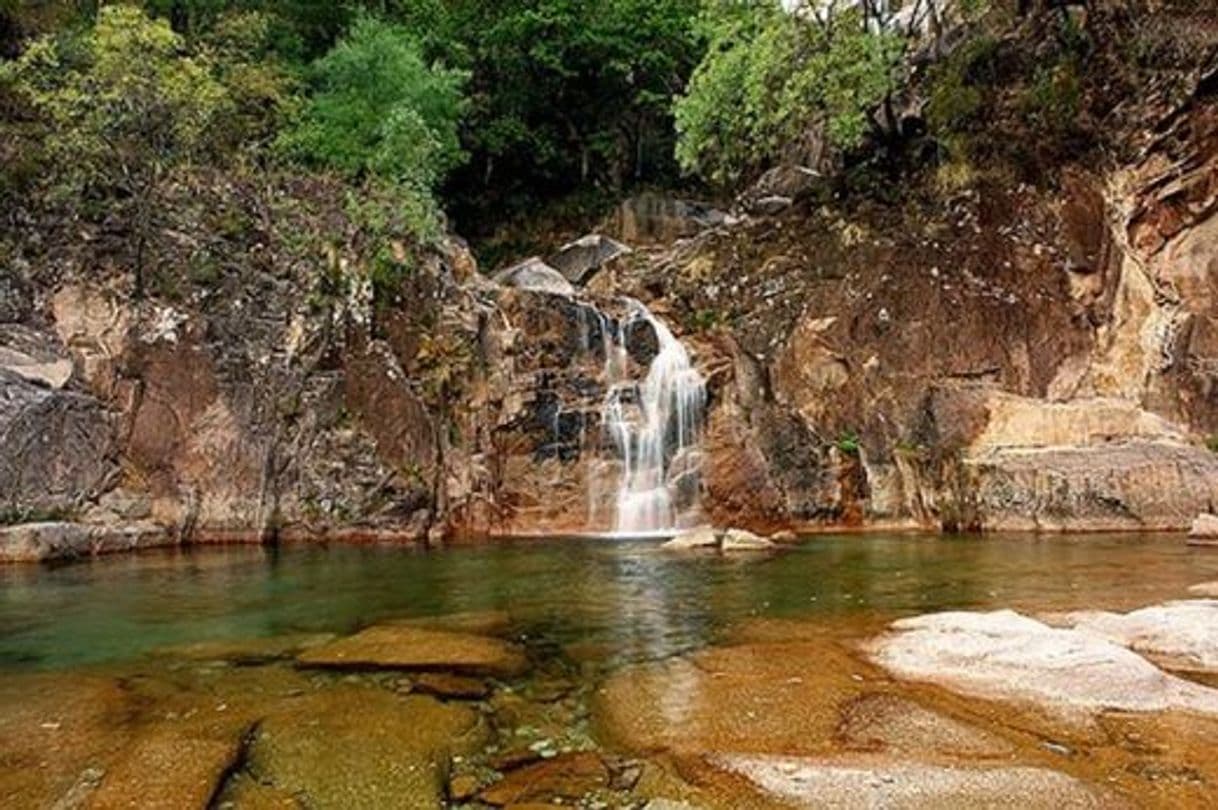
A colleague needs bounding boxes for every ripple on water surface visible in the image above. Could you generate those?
[0,532,1213,672]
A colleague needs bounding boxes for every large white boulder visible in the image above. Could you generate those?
[1055,600,1218,672]
[866,609,1218,718]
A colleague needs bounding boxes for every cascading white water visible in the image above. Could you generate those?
[600,299,707,534]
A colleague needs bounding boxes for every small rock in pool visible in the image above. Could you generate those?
[411,672,492,700]
[721,528,775,551]
[478,751,610,805]
[662,526,718,550]
[1188,513,1218,543]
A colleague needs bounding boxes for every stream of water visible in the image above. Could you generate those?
[599,299,706,534]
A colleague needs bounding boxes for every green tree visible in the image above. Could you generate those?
[202,10,301,153]
[674,0,900,187]
[280,14,468,191]
[3,4,228,291]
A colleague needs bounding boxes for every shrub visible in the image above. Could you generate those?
[674,2,901,187]
[3,5,229,289]
[279,15,468,191]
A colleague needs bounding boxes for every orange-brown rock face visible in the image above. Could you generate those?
[6,18,1218,544]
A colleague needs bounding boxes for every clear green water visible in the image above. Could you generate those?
[1,534,1214,672]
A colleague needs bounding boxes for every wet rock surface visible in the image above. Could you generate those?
[297,625,530,677]
[7,583,1218,809]
[594,641,872,756]
[478,751,610,805]
[836,693,1014,758]
[241,688,487,809]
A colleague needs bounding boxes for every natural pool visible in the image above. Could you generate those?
[2,534,1217,808]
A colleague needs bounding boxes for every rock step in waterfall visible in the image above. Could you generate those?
[598,299,707,535]
[496,237,708,536]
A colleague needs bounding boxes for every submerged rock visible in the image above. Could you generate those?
[409,672,491,700]
[711,755,1114,809]
[242,688,486,809]
[88,727,247,809]
[149,633,335,665]
[594,641,868,756]
[1055,600,1218,672]
[297,625,529,677]
[721,528,775,551]
[1189,581,1218,597]
[478,751,610,805]
[866,610,1218,718]
[662,526,719,550]
[836,693,1013,758]
[0,673,135,807]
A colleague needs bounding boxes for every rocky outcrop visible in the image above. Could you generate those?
[1190,512,1218,540]
[493,257,576,296]
[3,9,1218,545]
[586,42,1218,535]
[0,521,171,562]
[547,234,631,286]
[0,369,114,520]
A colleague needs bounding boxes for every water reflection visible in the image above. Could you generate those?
[0,534,1214,671]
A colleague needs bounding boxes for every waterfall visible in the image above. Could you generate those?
[599,299,707,534]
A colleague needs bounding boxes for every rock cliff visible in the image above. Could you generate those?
[4,4,1218,548]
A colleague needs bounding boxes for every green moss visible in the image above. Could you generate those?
[836,431,861,456]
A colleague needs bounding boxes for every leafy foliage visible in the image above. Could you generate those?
[674,1,900,186]
[3,5,232,289]
[279,15,468,191]
[416,0,702,231]
[5,5,227,195]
